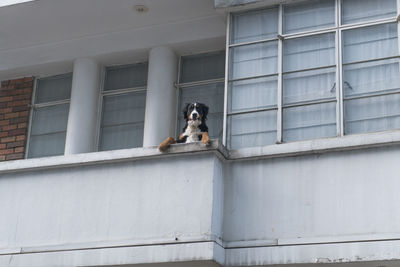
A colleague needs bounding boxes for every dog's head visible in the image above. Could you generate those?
[183,102,209,124]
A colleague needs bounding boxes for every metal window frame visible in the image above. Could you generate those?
[175,51,226,139]
[25,73,72,159]
[224,0,400,149]
[96,62,148,151]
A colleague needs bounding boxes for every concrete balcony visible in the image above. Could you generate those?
[2,137,400,266]
[0,141,226,267]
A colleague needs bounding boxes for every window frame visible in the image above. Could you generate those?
[175,51,226,139]
[224,0,400,149]
[96,62,148,151]
[26,72,72,158]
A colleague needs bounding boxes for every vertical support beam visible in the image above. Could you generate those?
[143,46,178,147]
[65,58,101,154]
[276,4,283,144]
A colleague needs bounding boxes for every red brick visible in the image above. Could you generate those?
[10,117,27,124]
[4,112,19,119]
[0,120,10,126]
[7,141,24,148]
[14,147,24,153]
[0,96,12,103]
[12,105,29,112]
[9,129,27,136]
[0,155,5,161]
[23,77,33,82]
[12,94,31,101]
[16,135,26,141]
[18,123,27,129]
[1,124,17,131]
[0,144,6,149]
[1,81,9,87]
[0,108,12,114]
[19,111,29,117]
[1,136,15,143]
[6,153,24,160]
[7,100,30,107]
[0,132,8,138]
[0,148,15,155]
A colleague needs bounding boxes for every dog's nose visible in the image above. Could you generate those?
[192,113,198,120]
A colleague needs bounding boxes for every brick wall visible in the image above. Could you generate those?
[0,77,34,161]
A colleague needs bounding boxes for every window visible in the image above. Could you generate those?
[98,63,148,151]
[27,74,72,158]
[227,0,399,149]
[177,51,225,139]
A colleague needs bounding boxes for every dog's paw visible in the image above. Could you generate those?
[201,139,211,146]
[158,144,168,152]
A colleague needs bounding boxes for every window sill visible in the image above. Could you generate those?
[229,130,400,160]
[2,130,400,174]
[0,140,228,175]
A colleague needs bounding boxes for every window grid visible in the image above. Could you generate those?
[26,73,72,158]
[225,0,400,148]
[98,63,147,151]
[176,51,225,140]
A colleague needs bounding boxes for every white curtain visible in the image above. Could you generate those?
[230,41,278,80]
[230,76,277,113]
[104,63,148,91]
[282,33,337,141]
[178,83,224,139]
[28,104,69,158]
[283,0,335,34]
[229,110,277,149]
[231,7,278,44]
[341,0,397,24]
[35,74,72,103]
[180,51,225,83]
[99,91,146,151]
[343,23,400,134]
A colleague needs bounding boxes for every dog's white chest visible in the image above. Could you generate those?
[183,126,201,143]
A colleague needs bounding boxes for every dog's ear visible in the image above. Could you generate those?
[183,103,190,120]
[201,104,209,120]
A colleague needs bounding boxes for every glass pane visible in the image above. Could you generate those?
[343,58,400,97]
[28,132,66,158]
[99,91,145,150]
[99,123,144,151]
[283,67,336,104]
[283,0,335,34]
[101,91,146,127]
[228,110,277,149]
[104,63,148,91]
[180,51,225,83]
[31,104,69,135]
[345,94,400,134]
[230,41,278,80]
[342,23,398,64]
[342,0,397,24]
[178,83,224,139]
[229,76,277,113]
[283,33,335,72]
[283,102,337,142]
[231,7,278,44]
[35,74,72,103]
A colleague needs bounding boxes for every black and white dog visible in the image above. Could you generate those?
[158,102,210,151]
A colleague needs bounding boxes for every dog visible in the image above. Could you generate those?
[158,102,211,151]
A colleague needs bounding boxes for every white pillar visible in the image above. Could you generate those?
[143,46,178,147]
[64,58,101,154]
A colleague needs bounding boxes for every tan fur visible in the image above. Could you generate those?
[158,137,176,152]
[201,132,210,146]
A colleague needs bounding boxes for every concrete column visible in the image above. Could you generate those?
[64,58,101,154]
[143,46,178,147]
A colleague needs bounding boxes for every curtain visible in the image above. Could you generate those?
[35,74,72,103]
[283,0,335,34]
[99,91,146,151]
[28,104,69,158]
[341,0,397,25]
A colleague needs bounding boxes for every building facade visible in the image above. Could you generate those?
[0,0,400,266]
